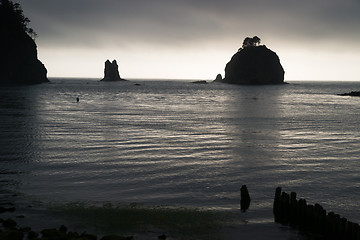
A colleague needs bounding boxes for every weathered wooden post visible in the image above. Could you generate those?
[334,214,341,238]
[298,198,307,227]
[348,221,360,240]
[240,185,251,212]
[281,191,290,224]
[339,217,347,238]
[313,203,326,234]
[289,192,298,225]
[305,204,315,230]
[354,222,360,240]
[273,188,360,240]
[273,187,282,223]
[327,212,335,234]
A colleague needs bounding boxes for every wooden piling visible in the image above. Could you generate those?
[240,185,251,212]
[273,188,360,240]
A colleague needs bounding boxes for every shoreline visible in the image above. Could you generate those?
[0,202,308,240]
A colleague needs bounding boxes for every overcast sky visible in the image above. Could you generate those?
[16,0,360,80]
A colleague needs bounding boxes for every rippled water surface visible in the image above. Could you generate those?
[1,79,360,238]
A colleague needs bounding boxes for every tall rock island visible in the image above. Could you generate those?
[0,0,48,85]
[221,36,285,85]
[101,60,126,81]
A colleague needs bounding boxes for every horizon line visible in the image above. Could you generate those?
[47,77,360,82]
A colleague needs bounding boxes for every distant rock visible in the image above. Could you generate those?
[101,59,126,81]
[0,0,48,85]
[192,80,207,84]
[219,37,285,85]
[338,91,360,97]
[214,74,223,82]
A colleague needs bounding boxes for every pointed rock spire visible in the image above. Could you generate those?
[101,59,126,81]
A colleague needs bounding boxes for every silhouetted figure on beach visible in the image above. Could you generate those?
[76,97,79,102]
[240,185,251,212]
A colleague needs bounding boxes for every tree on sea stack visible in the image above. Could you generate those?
[242,36,261,49]
[221,36,285,85]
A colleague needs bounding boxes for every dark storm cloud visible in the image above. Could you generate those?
[16,0,360,48]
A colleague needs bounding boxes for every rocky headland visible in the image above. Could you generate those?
[101,60,126,81]
[219,36,285,85]
[0,0,48,85]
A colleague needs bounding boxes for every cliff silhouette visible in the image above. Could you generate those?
[220,37,285,85]
[0,0,48,85]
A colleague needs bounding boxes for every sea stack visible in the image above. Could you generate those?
[214,74,223,82]
[0,0,48,85]
[101,59,126,81]
[221,36,285,85]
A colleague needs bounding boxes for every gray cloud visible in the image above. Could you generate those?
[10,0,360,80]
[16,0,360,49]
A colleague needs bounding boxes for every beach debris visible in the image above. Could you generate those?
[0,206,15,213]
[101,235,134,240]
[2,218,17,229]
[0,229,23,240]
[27,231,39,240]
[0,217,135,240]
[158,234,167,239]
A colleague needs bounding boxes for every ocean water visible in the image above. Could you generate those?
[1,79,360,239]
